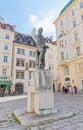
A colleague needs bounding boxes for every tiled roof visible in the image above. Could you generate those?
[0,22,14,31]
[59,0,75,16]
[14,32,36,47]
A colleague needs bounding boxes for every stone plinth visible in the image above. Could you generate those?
[27,69,57,115]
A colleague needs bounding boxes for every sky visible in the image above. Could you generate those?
[0,0,69,40]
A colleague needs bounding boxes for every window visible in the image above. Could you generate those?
[64,66,69,75]
[2,69,7,76]
[17,34,23,43]
[61,20,63,26]
[65,40,67,46]
[17,48,20,54]
[78,63,82,72]
[66,53,68,59]
[61,52,64,61]
[22,49,25,55]
[4,44,8,50]
[73,20,76,28]
[29,51,36,57]
[4,56,8,62]
[16,60,24,67]
[29,51,32,56]
[29,61,35,68]
[81,14,83,21]
[6,26,10,30]
[5,34,9,39]
[74,33,78,41]
[29,71,32,79]
[80,2,83,9]
[16,72,19,79]
[21,72,24,79]
[76,47,80,56]
[17,48,25,55]
[16,72,24,79]
[33,51,36,57]
[71,9,75,16]
[81,80,83,90]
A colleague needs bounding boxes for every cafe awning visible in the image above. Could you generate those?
[0,81,13,85]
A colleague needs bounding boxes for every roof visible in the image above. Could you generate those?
[59,0,75,16]
[0,22,15,31]
[14,32,36,47]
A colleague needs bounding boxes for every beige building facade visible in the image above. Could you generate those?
[0,17,14,94]
[45,40,58,91]
[54,0,83,92]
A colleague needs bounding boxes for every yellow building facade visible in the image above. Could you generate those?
[54,0,83,92]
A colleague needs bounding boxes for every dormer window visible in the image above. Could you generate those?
[17,34,23,43]
[27,37,31,44]
[5,26,10,30]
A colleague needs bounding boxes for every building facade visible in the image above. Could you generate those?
[45,38,58,91]
[54,0,83,92]
[0,17,15,94]
[12,32,36,93]
[12,34,58,93]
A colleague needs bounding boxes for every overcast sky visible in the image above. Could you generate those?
[0,0,69,40]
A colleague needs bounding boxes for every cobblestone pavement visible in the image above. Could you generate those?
[0,93,83,130]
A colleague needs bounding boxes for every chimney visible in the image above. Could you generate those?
[0,16,4,23]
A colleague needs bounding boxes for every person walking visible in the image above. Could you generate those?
[73,85,78,94]
[69,85,73,95]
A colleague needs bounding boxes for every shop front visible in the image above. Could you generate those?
[0,78,12,96]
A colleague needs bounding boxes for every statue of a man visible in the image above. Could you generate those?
[36,27,49,69]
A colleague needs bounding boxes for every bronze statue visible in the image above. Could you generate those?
[36,28,49,69]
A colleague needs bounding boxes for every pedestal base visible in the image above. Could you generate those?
[39,107,57,115]
[27,69,56,115]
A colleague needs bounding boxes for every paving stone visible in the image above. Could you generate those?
[76,127,83,130]
[0,93,83,129]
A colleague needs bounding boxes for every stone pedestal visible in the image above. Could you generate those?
[27,69,57,115]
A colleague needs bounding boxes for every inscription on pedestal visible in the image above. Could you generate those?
[33,70,53,91]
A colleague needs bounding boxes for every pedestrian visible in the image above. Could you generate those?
[62,86,65,94]
[73,85,77,94]
[68,85,73,95]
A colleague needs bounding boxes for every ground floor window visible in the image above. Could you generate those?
[15,83,23,94]
[81,80,83,91]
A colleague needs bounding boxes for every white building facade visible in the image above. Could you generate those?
[12,33,36,93]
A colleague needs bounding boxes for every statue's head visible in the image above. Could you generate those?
[38,27,43,34]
